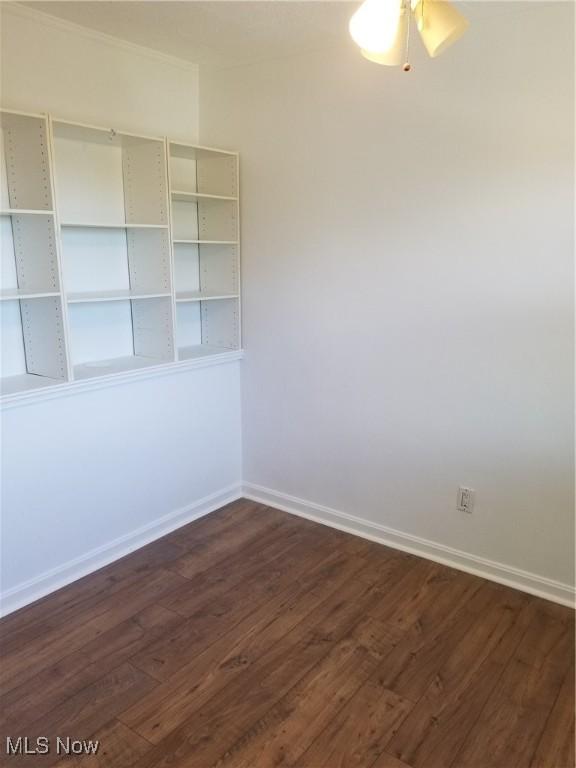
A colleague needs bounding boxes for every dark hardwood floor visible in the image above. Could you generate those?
[0,499,573,768]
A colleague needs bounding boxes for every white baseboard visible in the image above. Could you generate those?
[243,482,575,609]
[3,481,573,617]
[0,484,243,617]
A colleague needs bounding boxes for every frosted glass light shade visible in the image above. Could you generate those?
[361,9,408,66]
[349,0,403,54]
[414,0,468,57]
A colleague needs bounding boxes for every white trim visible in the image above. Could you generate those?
[0,484,243,617]
[3,481,572,618]
[243,483,576,609]
[1,350,244,410]
[6,4,199,73]
[0,107,48,120]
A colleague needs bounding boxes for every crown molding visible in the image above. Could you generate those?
[4,3,199,73]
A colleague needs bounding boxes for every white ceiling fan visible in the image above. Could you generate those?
[349,0,469,71]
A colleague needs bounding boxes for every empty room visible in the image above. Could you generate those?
[0,1,574,766]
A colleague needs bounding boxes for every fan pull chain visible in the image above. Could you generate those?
[403,0,412,71]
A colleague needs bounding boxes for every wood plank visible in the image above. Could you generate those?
[451,606,574,768]
[379,580,522,702]
[0,604,182,733]
[161,517,318,615]
[371,753,414,768]
[52,720,151,768]
[370,561,478,635]
[120,550,372,741]
[3,664,156,767]
[213,615,399,768]
[161,498,287,551]
[165,521,322,600]
[165,502,304,580]
[386,586,532,768]
[268,653,413,768]
[132,612,376,768]
[131,524,353,681]
[530,656,575,768]
[129,561,431,767]
[125,583,389,765]
[0,569,188,693]
[0,538,184,644]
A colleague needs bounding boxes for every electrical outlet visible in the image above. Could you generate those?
[457,486,475,513]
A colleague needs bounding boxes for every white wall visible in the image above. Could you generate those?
[0,5,198,142]
[2,366,241,595]
[0,6,242,611]
[201,2,574,592]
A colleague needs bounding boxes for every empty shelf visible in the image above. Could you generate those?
[0,209,54,216]
[74,355,167,380]
[171,191,237,203]
[60,222,168,229]
[175,291,238,303]
[0,289,60,301]
[67,290,171,303]
[173,239,239,245]
[169,142,237,160]
[1,373,62,396]
[178,344,236,361]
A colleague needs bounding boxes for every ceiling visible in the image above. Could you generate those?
[23,1,361,70]
[20,1,526,73]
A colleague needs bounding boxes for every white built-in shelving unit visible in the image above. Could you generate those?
[0,109,241,398]
[169,141,240,362]
[0,110,69,396]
